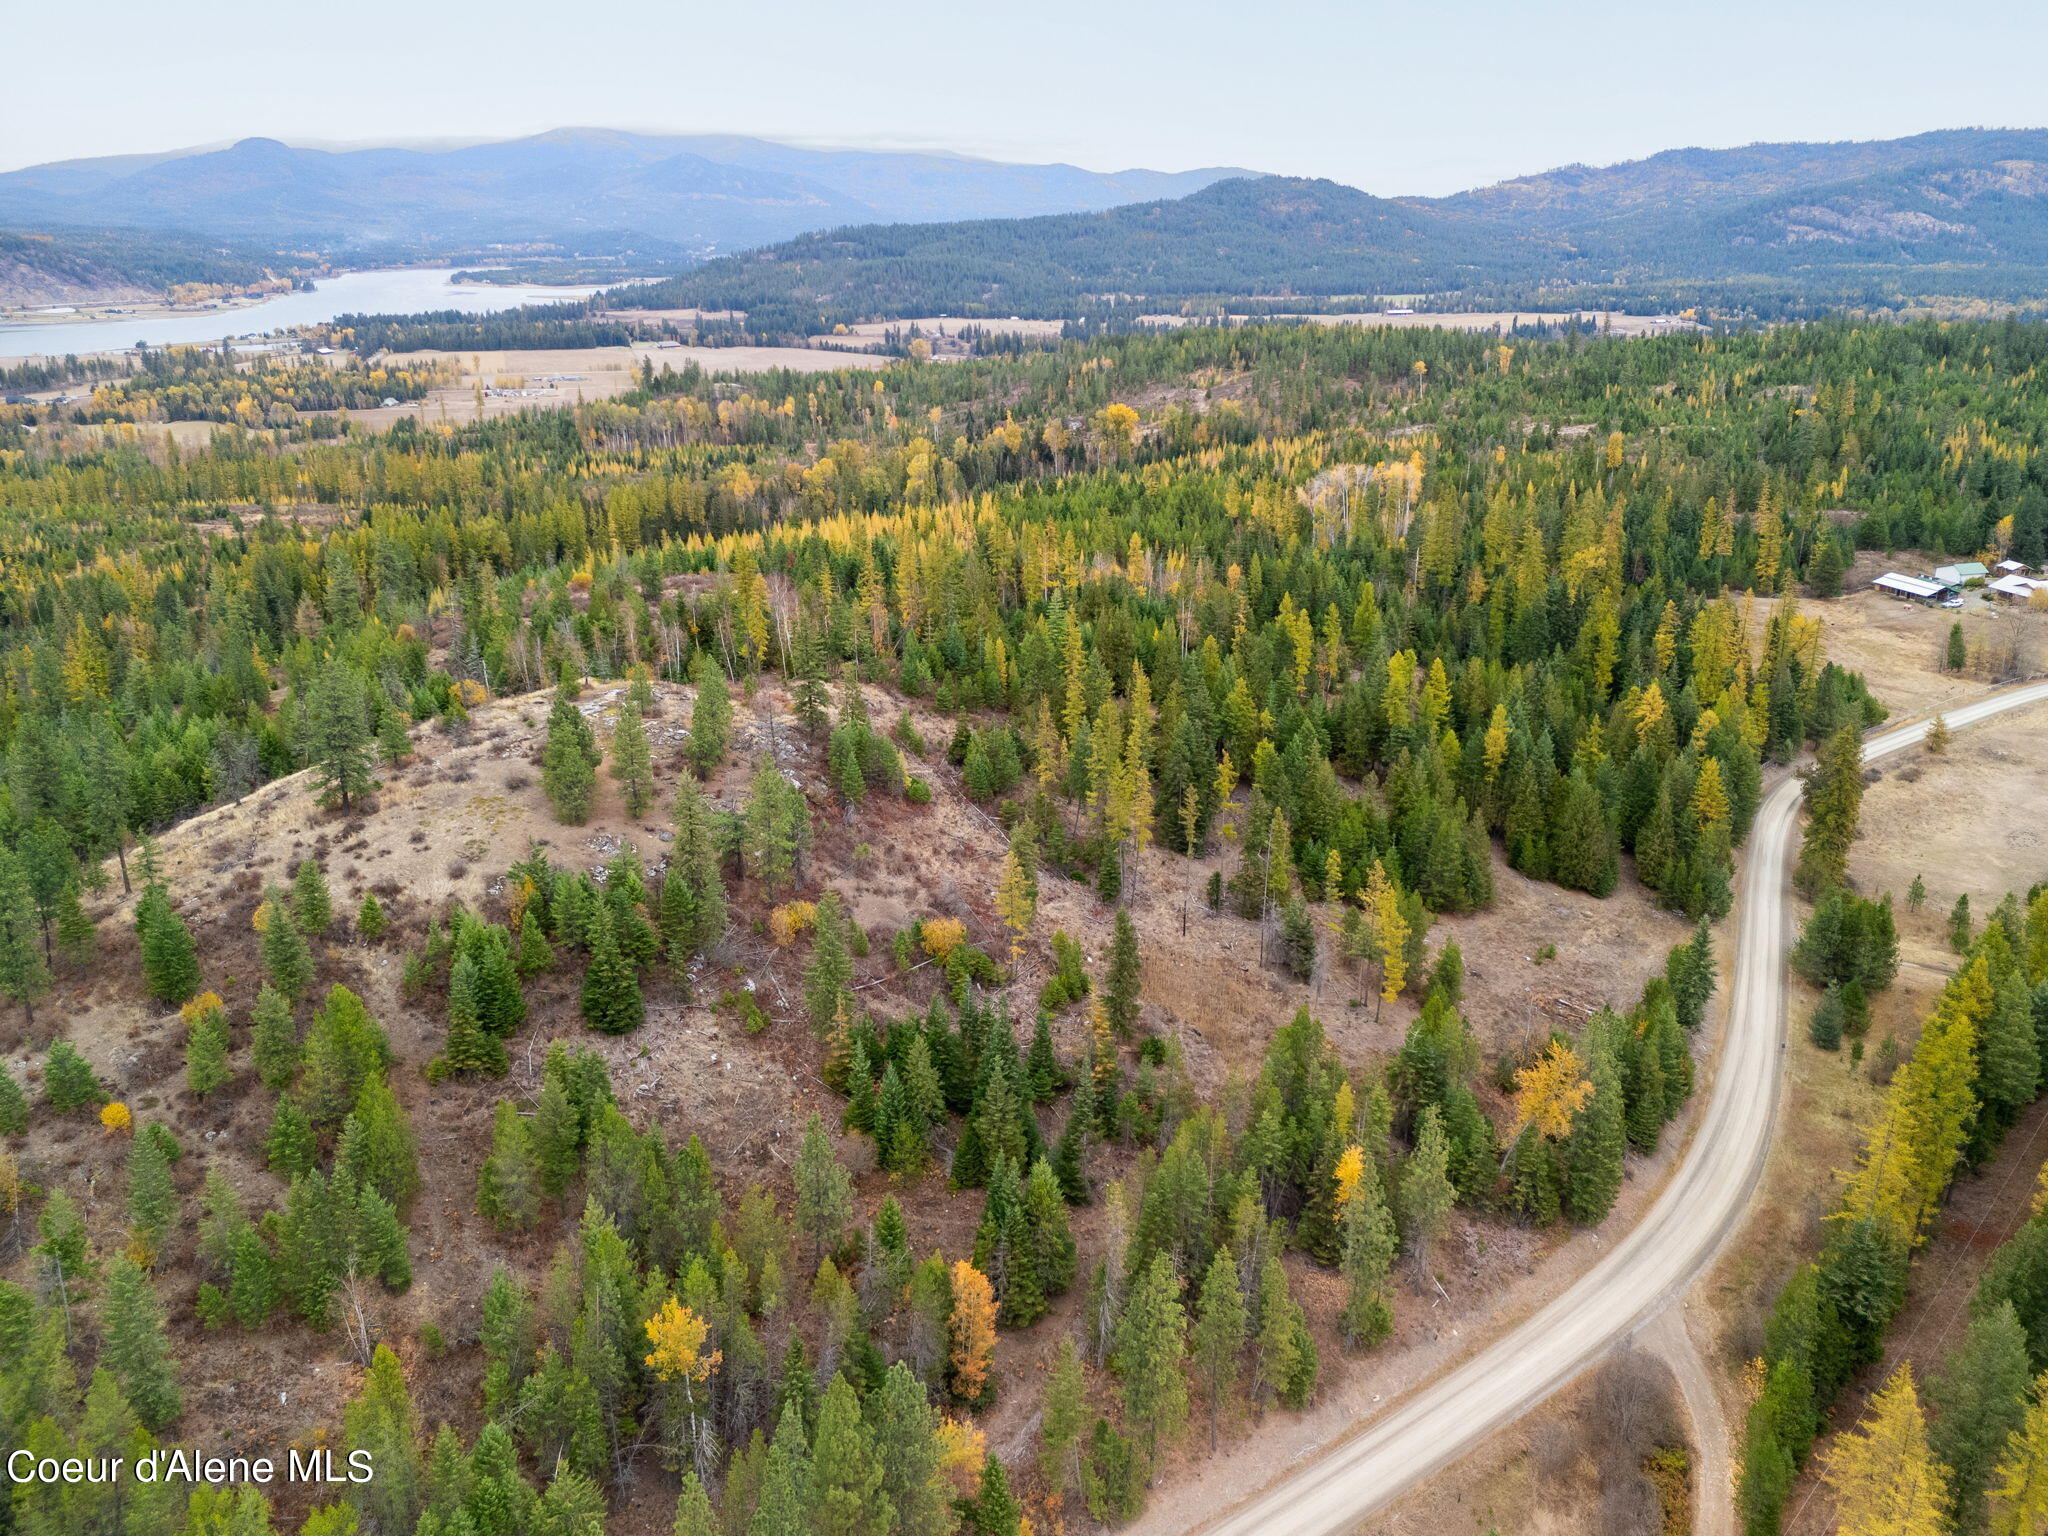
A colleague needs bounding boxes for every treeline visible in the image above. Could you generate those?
[1738,888,2048,1533]
[315,304,643,355]
[70,345,442,425]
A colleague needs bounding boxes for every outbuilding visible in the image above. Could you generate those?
[1934,561,1989,589]
[1873,573,1945,602]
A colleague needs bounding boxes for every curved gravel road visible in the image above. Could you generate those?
[1197,679,2048,1536]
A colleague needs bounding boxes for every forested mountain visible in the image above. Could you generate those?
[0,129,1252,258]
[619,129,2048,325]
[0,228,322,310]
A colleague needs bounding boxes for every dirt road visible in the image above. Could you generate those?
[1195,679,2048,1536]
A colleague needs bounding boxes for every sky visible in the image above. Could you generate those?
[6,0,2047,192]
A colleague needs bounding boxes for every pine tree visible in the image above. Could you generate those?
[309,663,376,811]
[1337,1152,1398,1347]
[541,695,600,824]
[265,1097,317,1179]
[54,884,96,965]
[441,955,509,1077]
[1400,1105,1456,1281]
[810,1375,886,1536]
[100,1255,182,1430]
[43,1039,104,1111]
[347,1075,420,1206]
[250,984,299,1089]
[227,1224,276,1329]
[1562,1027,1626,1225]
[794,1116,855,1268]
[672,1471,716,1536]
[293,860,332,933]
[1113,1253,1189,1472]
[0,844,51,1025]
[260,888,314,1001]
[134,879,199,1005]
[1796,726,1866,898]
[579,907,644,1035]
[1191,1246,1248,1452]
[868,1360,951,1536]
[184,996,231,1095]
[0,1063,27,1133]
[1931,1301,2032,1534]
[1823,1364,1949,1536]
[963,1453,1022,1536]
[1040,1336,1088,1504]
[1103,907,1142,1035]
[610,701,656,818]
[127,1119,176,1245]
[661,774,728,967]
[689,655,732,774]
[1811,983,1846,1051]
[1949,621,1970,672]
[804,893,855,1036]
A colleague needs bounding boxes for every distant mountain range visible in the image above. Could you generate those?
[621,127,2048,323]
[10,126,2048,322]
[0,130,1253,258]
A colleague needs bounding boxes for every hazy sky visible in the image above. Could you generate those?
[7,0,2045,192]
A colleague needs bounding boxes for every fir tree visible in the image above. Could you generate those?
[292,859,333,933]
[1103,907,1142,1035]
[610,701,656,819]
[1191,1246,1248,1452]
[0,847,56,1028]
[794,1116,855,1268]
[100,1256,182,1430]
[309,663,375,812]
[265,1097,317,1179]
[126,1119,177,1245]
[1400,1105,1456,1281]
[0,1063,27,1133]
[356,892,388,941]
[809,1375,886,1536]
[541,696,600,824]
[250,984,299,1090]
[1113,1253,1189,1473]
[43,1039,103,1111]
[804,893,855,1036]
[689,655,732,774]
[260,888,314,1001]
[345,1344,423,1535]
[1930,1301,2032,1534]
[185,997,231,1095]
[134,880,199,1005]
[579,907,644,1035]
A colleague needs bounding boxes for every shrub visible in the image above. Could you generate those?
[768,901,818,947]
[921,918,968,961]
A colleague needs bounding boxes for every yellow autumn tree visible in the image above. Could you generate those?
[643,1298,720,1383]
[994,849,1036,961]
[948,1261,997,1403]
[1823,1364,1948,1536]
[1333,1145,1366,1209]
[1989,1372,2048,1536]
[100,1101,133,1136]
[1511,1041,1594,1142]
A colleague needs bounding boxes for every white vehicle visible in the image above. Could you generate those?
[1941,596,1964,608]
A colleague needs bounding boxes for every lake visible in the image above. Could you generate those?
[0,268,601,362]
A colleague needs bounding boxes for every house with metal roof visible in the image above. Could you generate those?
[1934,561,1989,588]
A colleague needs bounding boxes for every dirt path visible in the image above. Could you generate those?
[1183,679,2048,1536]
[1641,1306,1733,1536]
